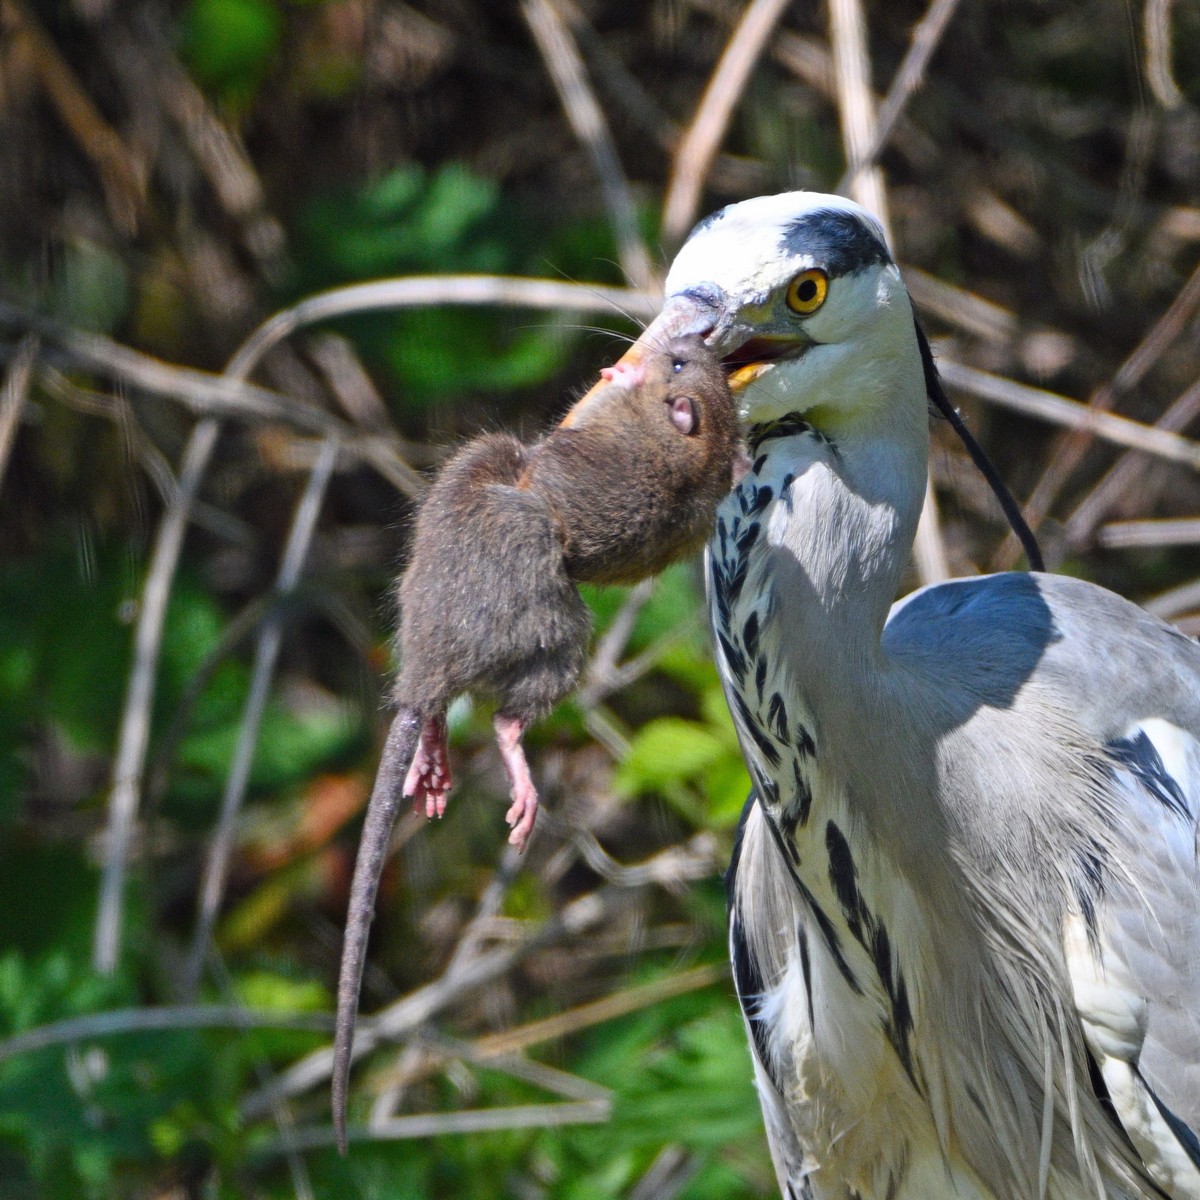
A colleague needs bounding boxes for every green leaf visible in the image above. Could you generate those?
[614,718,727,797]
[182,0,283,105]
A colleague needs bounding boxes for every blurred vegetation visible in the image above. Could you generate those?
[0,0,1198,1197]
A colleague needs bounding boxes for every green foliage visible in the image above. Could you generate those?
[182,0,283,108]
[291,162,631,406]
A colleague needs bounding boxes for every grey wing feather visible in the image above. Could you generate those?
[889,572,1200,1196]
[1065,717,1200,1197]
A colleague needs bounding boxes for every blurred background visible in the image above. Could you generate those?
[0,1,1198,1197]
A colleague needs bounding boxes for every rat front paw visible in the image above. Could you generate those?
[403,716,452,818]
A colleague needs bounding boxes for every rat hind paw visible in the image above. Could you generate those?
[403,716,452,818]
[493,713,539,851]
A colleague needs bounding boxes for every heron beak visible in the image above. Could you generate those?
[558,294,810,425]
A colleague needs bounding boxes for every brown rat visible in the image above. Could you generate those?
[333,334,737,1151]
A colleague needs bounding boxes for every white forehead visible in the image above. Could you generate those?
[664,191,890,302]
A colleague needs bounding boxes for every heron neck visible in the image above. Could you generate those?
[742,402,930,855]
[761,403,928,669]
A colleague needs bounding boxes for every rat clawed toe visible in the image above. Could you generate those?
[403,716,452,818]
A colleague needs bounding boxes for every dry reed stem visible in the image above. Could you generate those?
[1144,0,1184,109]
[2,0,145,232]
[829,0,949,583]
[522,0,656,291]
[0,334,37,494]
[0,1005,334,1064]
[837,0,963,193]
[661,0,793,247]
[938,359,1200,469]
[1097,517,1200,550]
[183,435,341,995]
[1145,576,1200,621]
[992,256,1200,568]
[265,1100,611,1155]
[1066,377,1200,549]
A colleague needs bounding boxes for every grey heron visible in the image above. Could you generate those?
[622,193,1200,1199]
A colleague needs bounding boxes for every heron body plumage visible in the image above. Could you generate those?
[631,192,1200,1199]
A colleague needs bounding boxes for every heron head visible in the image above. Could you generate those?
[641,192,918,429]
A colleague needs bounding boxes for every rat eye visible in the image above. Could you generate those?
[785,268,828,315]
[672,358,684,373]
[669,396,697,435]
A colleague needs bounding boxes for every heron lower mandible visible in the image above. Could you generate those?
[621,193,1200,1199]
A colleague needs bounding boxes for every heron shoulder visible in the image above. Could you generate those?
[883,571,1200,736]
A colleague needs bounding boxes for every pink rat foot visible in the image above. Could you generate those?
[403,715,452,819]
[599,359,647,388]
[493,713,538,850]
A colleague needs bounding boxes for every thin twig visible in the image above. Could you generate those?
[0,334,37,493]
[660,0,793,247]
[828,0,890,228]
[905,266,1019,343]
[183,435,341,995]
[629,1145,702,1200]
[1144,576,1200,621]
[0,306,424,495]
[261,1100,610,1155]
[576,578,655,707]
[37,363,179,508]
[3,0,145,232]
[472,962,727,1060]
[521,0,655,291]
[227,276,659,377]
[1144,0,1184,109]
[241,881,617,1119]
[245,834,717,1122]
[94,416,223,974]
[570,829,719,892]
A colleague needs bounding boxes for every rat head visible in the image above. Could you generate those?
[531,334,738,585]
[587,332,733,446]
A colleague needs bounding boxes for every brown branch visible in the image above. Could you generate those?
[938,359,1200,469]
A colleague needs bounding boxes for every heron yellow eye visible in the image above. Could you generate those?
[785,268,828,315]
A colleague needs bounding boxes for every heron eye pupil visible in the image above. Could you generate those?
[797,280,816,301]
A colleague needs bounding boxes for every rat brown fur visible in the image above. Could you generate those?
[333,335,737,1151]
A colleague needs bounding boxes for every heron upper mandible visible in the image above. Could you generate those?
[623,193,1200,1200]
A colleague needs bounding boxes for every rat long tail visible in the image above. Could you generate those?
[333,707,421,1155]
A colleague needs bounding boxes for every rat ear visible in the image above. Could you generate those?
[669,395,698,434]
